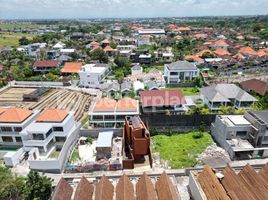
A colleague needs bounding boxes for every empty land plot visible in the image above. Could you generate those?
[0,87,94,122]
[0,87,36,102]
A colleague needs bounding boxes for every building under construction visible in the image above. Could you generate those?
[123,116,152,169]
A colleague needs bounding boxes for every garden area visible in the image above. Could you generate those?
[162,86,200,96]
[152,131,213,168]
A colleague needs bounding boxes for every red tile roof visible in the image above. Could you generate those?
[36,109,68,123]
[74,176,94,200]
[61,62,83,73]
[33,60,60,68]
[101,39,110,44]
[185,55,204,62]
[140,90,185,107]
[212,39,229,47]
[214,48,231,56]
[239,46,258,56]
[240,79,268,96]
[103,46,114,52]
[0,108,33,123]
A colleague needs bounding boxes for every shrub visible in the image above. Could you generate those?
[85,136,93,144]
[192,132,204,139]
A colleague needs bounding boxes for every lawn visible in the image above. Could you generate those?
[0,32,33,47]
[162,87,200,96]
[49,149,61,159]
[144,65,164,73]
[69,148,80,163]
[152,131,213,168]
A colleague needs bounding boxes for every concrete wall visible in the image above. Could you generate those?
[14,81,64,87]
[4,148,24,167]
[80,128,123,138]
[189,171,207,200]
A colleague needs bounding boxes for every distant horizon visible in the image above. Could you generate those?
[1,0,267,20]
[1,14,268,21]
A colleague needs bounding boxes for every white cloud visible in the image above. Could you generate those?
[0,0,267,19]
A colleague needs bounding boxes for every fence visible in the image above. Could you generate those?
[80,128,123,138]
[141,114,216,130]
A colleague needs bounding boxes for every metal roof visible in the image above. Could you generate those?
[96,131,113,148]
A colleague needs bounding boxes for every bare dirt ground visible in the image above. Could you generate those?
[0,87,95,122]
[207,72,268,85]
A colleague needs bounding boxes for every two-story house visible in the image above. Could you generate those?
[201,84,257,110]
[79,64,110,87]
[164,61,199,84]
[20,109,79,172]
[211,110,268,160]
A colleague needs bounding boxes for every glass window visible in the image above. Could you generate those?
[15,137,22,142]
[1,127,12,132]
[2,136,13,142]
[53,127,63,132]
[14,127,22,132]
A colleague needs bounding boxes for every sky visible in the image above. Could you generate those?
[0,0,268,19]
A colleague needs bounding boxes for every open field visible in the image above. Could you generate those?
[0,87,94,122]
[0,32,33,47]
[162,87,200,96]
[152,131,213,168]
[0,22,41,30]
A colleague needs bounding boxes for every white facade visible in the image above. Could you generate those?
[20,111,79,172]
[79,64,110,87]
[0,111,39,147]
[164,61,199,84]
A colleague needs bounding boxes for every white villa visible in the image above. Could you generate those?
[79,64,110,87]
[164,61,199,84]
[20,109,79,172]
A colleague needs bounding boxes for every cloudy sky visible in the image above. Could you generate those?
[0,0,267,19]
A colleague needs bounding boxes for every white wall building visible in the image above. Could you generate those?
[164,61,199,84]
[20,109,79,172]
[79,64,110,87]
[0,108,39,147]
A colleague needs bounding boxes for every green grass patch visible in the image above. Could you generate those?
[162,87,200,96]
[49,149,61,159]
[152,131,213,168]
[69,148,80,163]
[0,32,33,47]
[144,65,164,73]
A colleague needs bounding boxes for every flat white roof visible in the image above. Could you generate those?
[227,115,251,126]
[23,122,52,133]
[81,64,106,73]
[96,131,113,148]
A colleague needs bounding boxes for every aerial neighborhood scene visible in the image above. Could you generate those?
[0,0,268,199]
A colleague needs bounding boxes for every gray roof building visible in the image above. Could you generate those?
[166,61,197,71]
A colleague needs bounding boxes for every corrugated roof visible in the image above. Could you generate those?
[52,178,73,200]
[95,175,114,200]
[116,174,134,200]
[74,176,94,200]
[198,165,230,200]
[96,131,113,148]
[155,171,180,200]
[136,172,157,200]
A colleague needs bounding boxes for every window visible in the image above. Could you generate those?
[236,131,247,137]
[1,127,12,132]
[170,72,178,76]
[15,137,22,142]
[46,129,53,138]
[55,137,66,142]
[2,136,13,142]
[53,127,63,132]
[14,127,22,132]
[33,134,44,140]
